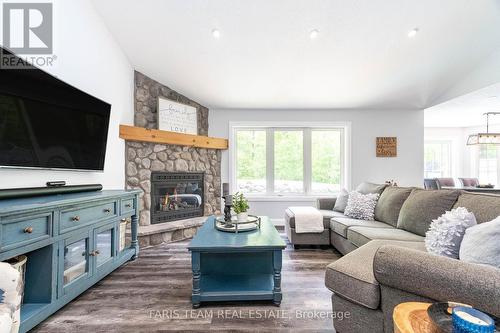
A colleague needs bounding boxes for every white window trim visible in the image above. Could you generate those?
[424,140,453,178]
[229,121,351,198]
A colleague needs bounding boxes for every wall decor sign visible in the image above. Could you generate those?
[376,137,397,157]
[157,97,198,134]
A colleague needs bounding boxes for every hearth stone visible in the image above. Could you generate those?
[126,141,221,226]
[135,216,206,247]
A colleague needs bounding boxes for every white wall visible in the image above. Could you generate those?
[209,109,424,222]
[0,0,133,189]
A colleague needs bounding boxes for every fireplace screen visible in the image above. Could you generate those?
[151,172,204,224]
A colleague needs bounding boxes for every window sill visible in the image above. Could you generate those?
[245,195,336,202]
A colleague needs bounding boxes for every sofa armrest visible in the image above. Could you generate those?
[373,245,500,317]
[316,197,337,210]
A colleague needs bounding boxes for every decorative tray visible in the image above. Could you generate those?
[214,215,261,233]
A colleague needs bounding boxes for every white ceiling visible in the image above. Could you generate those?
[425,83,500,127]
[92,0,500,109]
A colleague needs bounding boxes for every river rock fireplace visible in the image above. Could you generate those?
[151,172,204,224]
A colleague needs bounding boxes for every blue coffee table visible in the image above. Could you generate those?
[188,216,286,308]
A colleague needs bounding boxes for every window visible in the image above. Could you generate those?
[312,130,342,193]
[478,145,499,185]
[424,141,451,178]
[235,130,266,194]
[233,125,347,196]
[274,130,303,193]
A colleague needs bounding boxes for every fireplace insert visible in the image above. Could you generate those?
[151,172,204,224]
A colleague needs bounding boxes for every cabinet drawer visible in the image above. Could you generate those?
[120,197,135,215]
[1,212,53,251]
[60,201,117,234]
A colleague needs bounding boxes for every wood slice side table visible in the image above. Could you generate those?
[393,302,444,333]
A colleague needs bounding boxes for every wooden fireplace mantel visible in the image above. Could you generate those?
[119,125,228,150]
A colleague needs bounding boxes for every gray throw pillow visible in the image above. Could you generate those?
[333,189,349,213]
[374,186,413,226]
[397,189,460,236]
[425,207,477,258]
[344,191,380,221]
[356,182,387,195]
[459,216,500,268]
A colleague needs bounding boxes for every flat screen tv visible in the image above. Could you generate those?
[0,47,111,171]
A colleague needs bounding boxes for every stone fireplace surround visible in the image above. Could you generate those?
[125,71,222,247]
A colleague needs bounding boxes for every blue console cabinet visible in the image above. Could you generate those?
[0,190,141,332]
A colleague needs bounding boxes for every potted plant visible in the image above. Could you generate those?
[232,192,249,222]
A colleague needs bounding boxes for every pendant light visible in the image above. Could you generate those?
[467,112,500,145]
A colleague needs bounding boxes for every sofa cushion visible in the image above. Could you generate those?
[453,192,500,223]
[397,189,460,236]
[356,182,387,195]
[330,217,392,238]
[374,187,413,227]
[347,226,424,247]
[325,240,426,309]
[285,208,344,229]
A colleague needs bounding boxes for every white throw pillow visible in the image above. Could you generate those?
[459,216,500,268]
[344,191,379,220]
[425,207,477,259]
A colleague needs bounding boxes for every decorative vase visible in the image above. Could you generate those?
[237,212,248,222]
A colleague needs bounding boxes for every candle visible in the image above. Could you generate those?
[222,183,229,196]
[455,311,489,326]
[452,306,495,333]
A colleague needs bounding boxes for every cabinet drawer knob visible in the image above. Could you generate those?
[104,208,111,213]
[125,203,131,208]
[23,227,33,234]
[72,216,80,221]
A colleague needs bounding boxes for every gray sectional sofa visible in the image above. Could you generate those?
[284,182,500,333]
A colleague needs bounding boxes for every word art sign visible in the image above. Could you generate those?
[376,137,397,157]
[157,97,198,134]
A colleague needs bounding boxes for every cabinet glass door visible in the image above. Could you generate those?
[63,238,89,286]
[94,225,115,271]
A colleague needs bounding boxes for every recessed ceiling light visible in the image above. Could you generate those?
[309,29,319,39]
[408,28,419,38]
[212,29,220,39]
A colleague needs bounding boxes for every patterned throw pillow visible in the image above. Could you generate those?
[344,191,380,220]
[425,207,477,259]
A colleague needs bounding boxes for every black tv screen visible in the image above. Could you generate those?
[0,48,111,171]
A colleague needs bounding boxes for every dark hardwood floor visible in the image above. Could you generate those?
[33,234,341,333]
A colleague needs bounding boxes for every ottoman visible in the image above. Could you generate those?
[284,207,333,247]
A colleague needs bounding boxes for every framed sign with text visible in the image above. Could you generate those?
[376,137,397,157]
[157,97,198,134]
